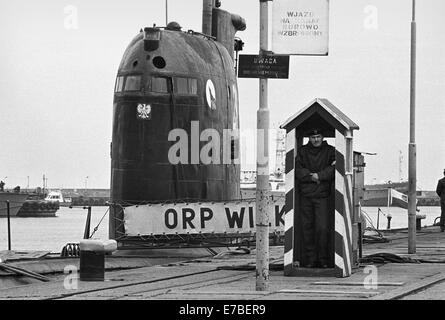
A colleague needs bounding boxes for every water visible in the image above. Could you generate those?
[360,206,442,231]
[0,206,442,253]
[0,206,109,253]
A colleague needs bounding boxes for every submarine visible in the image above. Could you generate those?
[109,0,246,241]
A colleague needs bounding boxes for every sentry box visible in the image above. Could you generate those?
[280,98,360,277]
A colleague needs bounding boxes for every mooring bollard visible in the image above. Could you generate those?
[386,214,392,230]
[79,239,117,281]
[416,214,426,231]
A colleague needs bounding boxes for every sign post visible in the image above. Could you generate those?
[249,0,330,289]
[256,0,271,292]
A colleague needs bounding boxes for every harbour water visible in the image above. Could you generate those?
[0,206,109,253]
[0,206,441,253]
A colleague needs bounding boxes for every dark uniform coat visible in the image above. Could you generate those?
[294,140,336,266]
[436,177,445,228]
[436,177,445,201]
[295,141,336,198]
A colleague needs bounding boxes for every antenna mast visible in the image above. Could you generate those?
[202,0,215,35]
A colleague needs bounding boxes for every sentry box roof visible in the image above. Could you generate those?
[280,98,359,138]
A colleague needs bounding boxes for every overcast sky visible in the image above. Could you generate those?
[0,0,443,190]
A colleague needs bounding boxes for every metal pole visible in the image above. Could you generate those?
[408,0,417,254]
[358,203,363,258]
[377,208,380,230]
[6,201,11,250]
[83,206,92,239]
[165,0,168,25]
[256,0,270,291]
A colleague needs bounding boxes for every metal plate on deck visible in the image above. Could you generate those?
[0,251,51,263]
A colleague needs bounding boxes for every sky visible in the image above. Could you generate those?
[0,0,444,190]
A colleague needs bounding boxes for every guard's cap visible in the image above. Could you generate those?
[306,127,324,137]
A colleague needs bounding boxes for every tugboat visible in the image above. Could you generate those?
[17,199,59,217]
[15,190,61,218]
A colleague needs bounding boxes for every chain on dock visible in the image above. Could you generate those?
[60,243,80,257]
[60,207,110,257]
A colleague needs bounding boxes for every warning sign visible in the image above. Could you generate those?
[238,54,290,79]
[272,0,329,55]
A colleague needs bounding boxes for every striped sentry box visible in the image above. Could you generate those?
[283,128,354,277]
[284,128,296,275]
[334,129,353,277]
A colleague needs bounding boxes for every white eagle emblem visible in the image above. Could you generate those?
[206,79,217,110]
[137,104,152,120]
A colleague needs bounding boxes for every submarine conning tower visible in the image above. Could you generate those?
[202,0,246,59]
[109,1,246,242]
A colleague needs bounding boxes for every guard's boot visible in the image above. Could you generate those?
[318,260,329,268]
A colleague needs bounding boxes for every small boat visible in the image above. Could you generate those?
[363,181,409,207]
[45,190,72,207]
[363,186,417,209]
[17,200,59,217]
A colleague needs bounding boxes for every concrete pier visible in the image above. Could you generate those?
[1,226,445,300]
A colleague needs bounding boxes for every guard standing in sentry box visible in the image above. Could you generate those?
[281,98,360,277]
[295,128,335,268]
